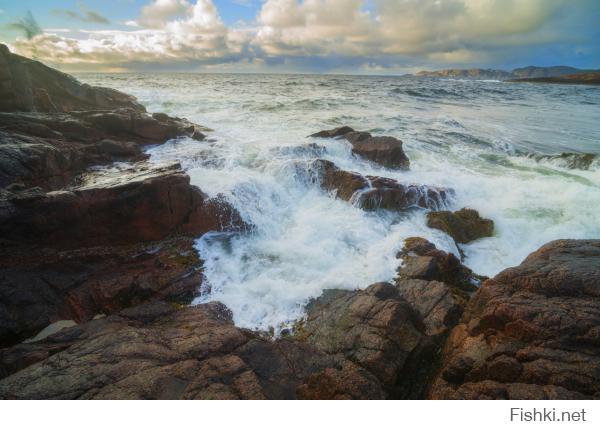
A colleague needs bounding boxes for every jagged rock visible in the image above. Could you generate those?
[426,208,494,244]
[396,237,482,289]
[0,237,202,348]
[300,283,434,396]
[0,44,144,113]
[0,162,246,249]
[395,238,483,337]
[310,126,410,169]
[0,301,383,399]
[429,240,600,399]
[308,159,450,211]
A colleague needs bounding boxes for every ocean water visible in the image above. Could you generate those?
[77,73,600,331]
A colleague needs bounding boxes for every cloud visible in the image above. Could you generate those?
[137,0,193,28]
[8,0,600,72]
[52,3,111,25]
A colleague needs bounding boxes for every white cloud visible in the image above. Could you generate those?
[9,0,598,72]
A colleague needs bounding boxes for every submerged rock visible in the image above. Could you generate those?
[310,126,410,170]
[429,240,600,399]
[426,208,494,244]
[308,159,450,211]
[528,152,599,171]
[0,162,246,249]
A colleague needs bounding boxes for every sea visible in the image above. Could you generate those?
[76,73,600,332]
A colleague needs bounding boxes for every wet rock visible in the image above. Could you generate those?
[528,152,599,171]
[0,301,383,399]
[0,237,203,347]
[310,126,355,138]
[0,162,245,249]
[429,240,600,399]
[0,111,206,190]
[395,238,483,337]
[300,283,430,395]
[309,159,450,211]
[0,44,144,113]
[310,126,410,169]
[427,208,494,244]
[351,136,410,170]
[396,237,482,289]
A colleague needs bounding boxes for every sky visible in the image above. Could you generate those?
[0,0,599,74]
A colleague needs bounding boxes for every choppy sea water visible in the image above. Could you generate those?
[77,73,600,331]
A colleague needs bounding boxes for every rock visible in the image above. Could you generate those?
[395,238,483,337]
[528,152,599,171]
[308,159,450,211]
[0,44,144,113]
[0,301,383,399]
[310,126,355,138]
[429,240,600,399]
[351,136,410,170]
[0,236,203,347]
[396,237,482,289]
[310,126,410,169]
[300,283,434,397]
[426,208,494,244]
[0,162,246,249]
[0,110,206,190]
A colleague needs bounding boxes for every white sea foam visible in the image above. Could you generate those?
[79,73,600,331]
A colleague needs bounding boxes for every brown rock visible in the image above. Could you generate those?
[427,208,494,244]
[428,240,600,399]
[0,44,144,113]
[310,126,355,138]
[396,237,483,290]
[0,301,382,399]
[310,126,410,169]
[300,283,428,394]
[0,162,246,249]
[309,159,450,211]
[0,237,202,348]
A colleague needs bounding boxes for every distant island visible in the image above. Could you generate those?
[413,66,600,85]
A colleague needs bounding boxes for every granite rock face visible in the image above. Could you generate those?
[0,301,384,399]
[429,240,600,399]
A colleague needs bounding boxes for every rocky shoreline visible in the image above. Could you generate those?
[1,45,599,399]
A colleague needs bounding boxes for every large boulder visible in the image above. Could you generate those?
[0,301,383,399]
[0,162,245,249]
[0,237,202,348]
[427,208,494,244]
[308,159,450,211]
[429,240,600,399]
[299,283,437,397]
[0,44,144,113]
[310,126,410,170]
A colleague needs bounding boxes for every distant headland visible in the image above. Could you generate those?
[411,66,600,85]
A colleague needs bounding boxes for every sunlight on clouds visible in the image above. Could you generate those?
[6,0,598,71]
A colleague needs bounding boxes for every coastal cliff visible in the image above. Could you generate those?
[0,45,599,400]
